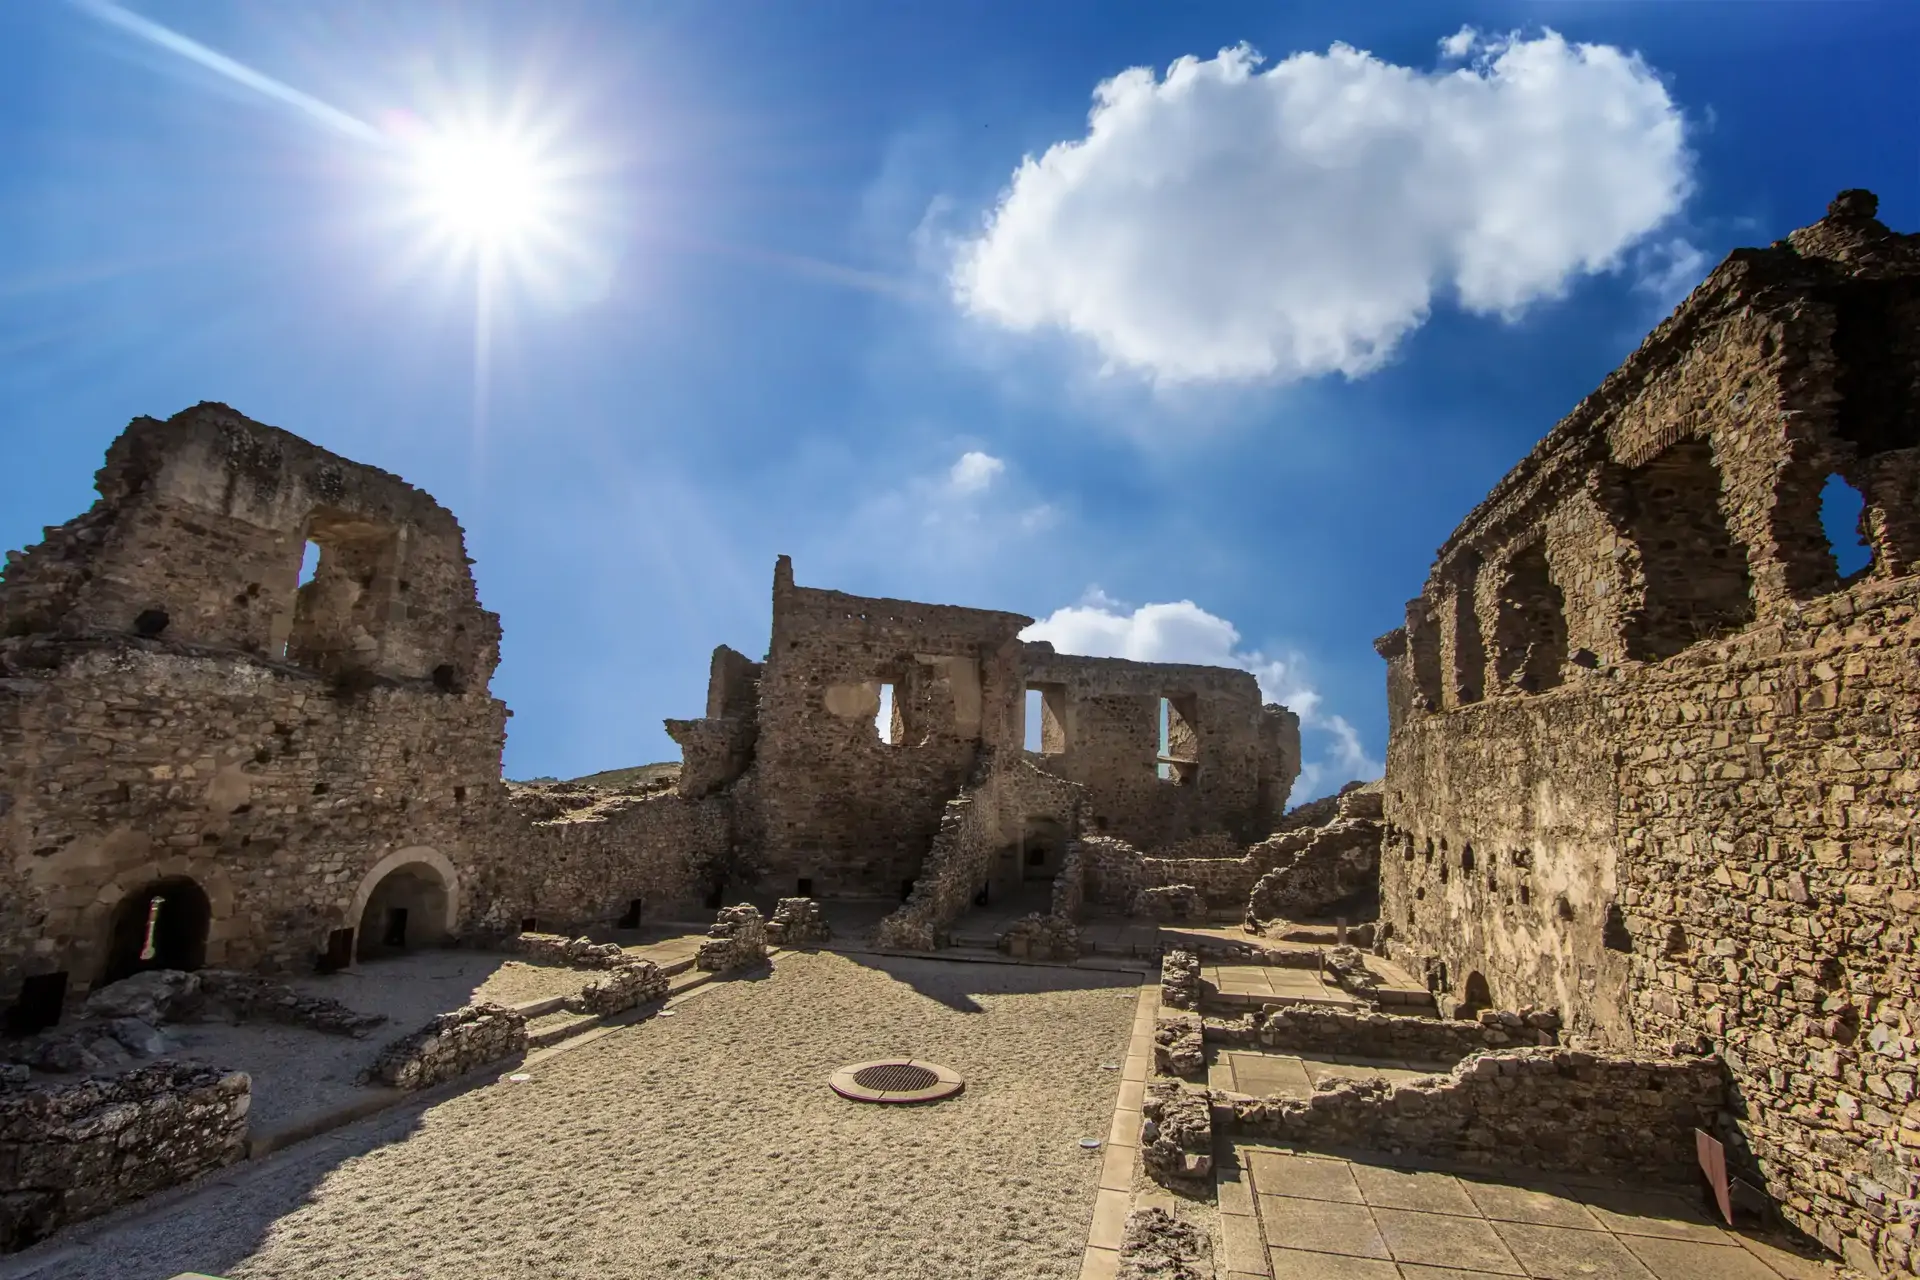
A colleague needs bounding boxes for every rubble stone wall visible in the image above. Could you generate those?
[1373,194,1920,1273]
[0,1062,249,1252]
[1017,644,1300,850]
[367,1002,527,1090]
[1224,1048,1725,1178]
[1208,1005,1558,1062]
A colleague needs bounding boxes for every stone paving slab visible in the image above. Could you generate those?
[1230,1142,1840,1280]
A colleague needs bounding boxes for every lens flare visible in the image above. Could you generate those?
[410,128,555,251]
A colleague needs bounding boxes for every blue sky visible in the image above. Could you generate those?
[0,1,1913,799]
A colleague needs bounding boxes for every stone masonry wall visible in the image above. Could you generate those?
[1017,644,1300,850]
[367,1002,527,1090]
[1224,1048,1726,1179]
[0,1062,250,1252]
[1373,194,1920,1273]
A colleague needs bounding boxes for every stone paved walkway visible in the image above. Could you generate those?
[1218,1143,1838,1280]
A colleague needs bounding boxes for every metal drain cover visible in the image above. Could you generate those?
[829,1058,964,1104]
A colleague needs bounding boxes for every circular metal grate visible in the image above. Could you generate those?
[853,1062,940,1092]
[829,1058,965,1104]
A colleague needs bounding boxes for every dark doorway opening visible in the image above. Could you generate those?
[383,907,410,949]
[520,916,539,933]
[616,899,644,929]
[796,878,814,898]
[1459,970,1494,1018]
[899,878,916,903]
[704,881,726,911]
[5,973,69,1036]
[105,878,212,985]
[316,927,355,974]
[973,883,991,907]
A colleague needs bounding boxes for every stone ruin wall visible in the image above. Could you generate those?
[1373,193,1920,1274]
[751,558,1034,900]
[1016,644,1300,851]
[0,404,709,1008]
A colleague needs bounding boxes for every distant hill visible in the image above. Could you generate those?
[522,761,682,790]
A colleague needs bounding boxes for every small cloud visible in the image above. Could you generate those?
[952,31,1693,387]
[1438,26,1479,60]
[1632,236,1710,302]
[1021,593,1381,800]
[948,450,1007,494]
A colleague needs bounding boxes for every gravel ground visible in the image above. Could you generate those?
[26,952,1139,1280]
[156,953,591,1133]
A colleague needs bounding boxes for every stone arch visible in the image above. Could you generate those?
[103,877,212,985]
[1459,970,1494,1018]
[347,847,460,962]
[75,852,239,989]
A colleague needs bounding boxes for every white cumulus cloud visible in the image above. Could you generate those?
[1021,591,1381,801]
[953,31,1693,385]
[948,450,1007,493]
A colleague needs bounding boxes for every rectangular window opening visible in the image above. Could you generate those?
[1157,694,1199,782]
[874,682,898,745]
[796,877,814,897]
[1025,683,1068,754]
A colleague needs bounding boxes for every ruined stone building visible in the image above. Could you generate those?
[1373,191,1920,1274]
[0,403,1299,1021]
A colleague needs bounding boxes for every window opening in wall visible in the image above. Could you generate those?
[796,878,813,898]
[521,916,540,933]
[282,514,400,673]
[1602,903,1634,953]
[5,973,68,1036]
[297,540,321,587]
[1460,845,1476,873]
[1492,543,1567,694]
[1025,684,1068,754]
[1819,473,1874,581]
[106,878,211,984]
[1449,555,1486,705]
[1157,694,1199,784]
[874,683,897,745]
[1621,439,1754,661]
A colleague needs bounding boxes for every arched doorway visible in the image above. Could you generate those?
[104,879,211,985]
[1459,970,1494,1019]
[355,861,453,960]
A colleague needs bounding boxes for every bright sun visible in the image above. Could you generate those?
[411,128,553,249]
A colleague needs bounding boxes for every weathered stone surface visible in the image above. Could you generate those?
[1160,950,1201,1011]
[1131,883,1207,922]
[510,933,635,970]
[1209,1004,1558,1062]
[1140,1081,1212,1184]
[1153,1014,1205,1079]
[695,905,768,973]
[82,971,199,1022]
[0,1062,249,1253]
[366,1002,526,1091]
[1115,1207,1212,1280]
[996,913,1080,962]
[1225,1047,1724,1178]
[566,961,667,1017]
[1245,818,1382,923]
[765,897,831,947]
[1370,192,1920,1273]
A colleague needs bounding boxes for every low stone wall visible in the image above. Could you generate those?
[1161,950,1201,1011]
[696,904,768,973]
[366,1003,527,1091]
[1081,835,1280,911]
[1132,883,1207,922]
[1154,1014,1204,1079]
[1223,1047,1726,1176]
[1212,1005,1560,1062]
[509,933,635,969]
[766,897,831,947]
[1141,1082,1213,1185]
[0,1062,250,1253]
[996,913,1080,962]
[567,961,668,1016]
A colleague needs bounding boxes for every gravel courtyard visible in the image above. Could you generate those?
[25,951,1140,1280]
